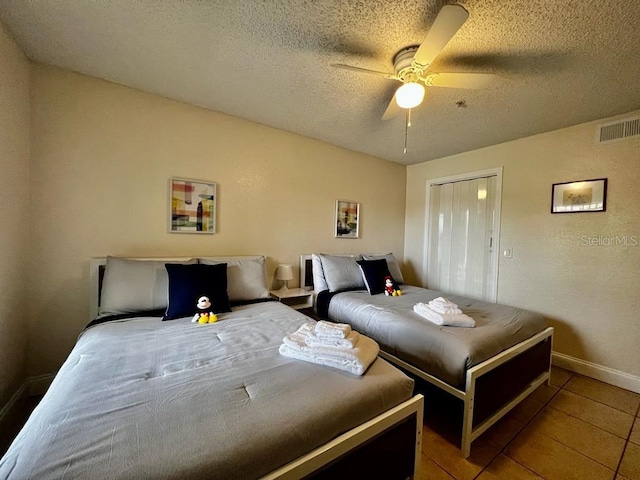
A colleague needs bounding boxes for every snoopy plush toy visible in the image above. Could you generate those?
[192,296,218,324]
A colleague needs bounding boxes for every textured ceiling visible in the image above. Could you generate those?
[1,0,639,165]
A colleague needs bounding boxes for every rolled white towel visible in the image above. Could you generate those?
[305,330,360,349]
[413,303,475,328]
[314,320,352,339]
[279,334,379,376]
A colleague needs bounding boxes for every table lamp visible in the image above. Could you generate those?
[275,264,293,291]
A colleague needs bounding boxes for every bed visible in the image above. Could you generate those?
[0,256,424,480]
[302,253,553,458]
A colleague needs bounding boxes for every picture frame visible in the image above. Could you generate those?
[169,177,216,233]
[335,200,359,238]
[551,178,607,214]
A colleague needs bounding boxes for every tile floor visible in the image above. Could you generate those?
[1,367,639,480]
[418,366,640,480]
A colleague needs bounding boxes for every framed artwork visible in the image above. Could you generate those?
[551,178,607,213]
[169,177,216,233]
[335,200,359,238]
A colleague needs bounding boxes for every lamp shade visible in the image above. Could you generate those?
[395,82,425,109]
[275,264,294,281]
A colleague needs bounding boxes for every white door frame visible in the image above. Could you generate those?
[423,167,503,302]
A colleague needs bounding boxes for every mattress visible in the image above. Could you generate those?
[326,285,547,389]
[0,302,414,479]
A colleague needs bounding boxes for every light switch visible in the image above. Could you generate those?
[503,248,513,258]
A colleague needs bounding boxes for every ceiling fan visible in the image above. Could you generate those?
[331,4,496,121]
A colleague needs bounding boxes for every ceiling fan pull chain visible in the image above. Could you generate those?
[404,109,410,154]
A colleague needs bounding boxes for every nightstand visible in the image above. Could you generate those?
[269,288,313,310]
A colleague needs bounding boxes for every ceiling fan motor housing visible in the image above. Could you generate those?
[394,46,423,81]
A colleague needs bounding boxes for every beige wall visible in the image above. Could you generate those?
[405,111,640,377]
[29,64,406,375]
[0,21,30,407]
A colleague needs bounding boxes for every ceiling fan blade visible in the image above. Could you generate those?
[413,5,469,69]
[425,72,496,89]
[382,92,401,120]
[331,63,398,80]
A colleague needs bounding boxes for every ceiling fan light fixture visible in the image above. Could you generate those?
[396,82,425,109]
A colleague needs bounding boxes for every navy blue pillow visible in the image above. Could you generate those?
[164,263,231,320]
[356,259,394,295]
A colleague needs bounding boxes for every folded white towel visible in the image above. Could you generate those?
[413,303,476,328]
[314,320,352,339]
[428,297,462,315]
[279,333,379,376]
[429,296,458,306]
[305,330,360,349]
[282,323,315,350]
[431,296,454,303]
[428,303,462,315]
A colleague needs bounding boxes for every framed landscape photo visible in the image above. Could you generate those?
[169,177,216,233]
[551,178,607,213]
[335,200,359,238]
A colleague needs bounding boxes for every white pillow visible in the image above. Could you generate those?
[318,254,365,292]
[99,256,197,316]
[362,253,404,284]
[198,256,269,302]
[311,254,329,293]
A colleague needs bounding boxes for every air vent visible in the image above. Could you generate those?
[597,116,640,144]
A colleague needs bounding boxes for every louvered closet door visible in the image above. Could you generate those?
[426,176,497,302]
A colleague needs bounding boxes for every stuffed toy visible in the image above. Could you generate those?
[192,295,218,324]
[384,276,402,296]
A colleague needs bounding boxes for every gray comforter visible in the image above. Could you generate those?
[328,286,547,389]
[0,302,413,479]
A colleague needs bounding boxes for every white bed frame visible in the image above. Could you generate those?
[300,254,554,458]
[90,257,425,479]
[380,329,553,458]
[264,395,423,479]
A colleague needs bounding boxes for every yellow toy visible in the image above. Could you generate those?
[192,296,219,324]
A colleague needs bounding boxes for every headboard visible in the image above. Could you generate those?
[299,254,314,291]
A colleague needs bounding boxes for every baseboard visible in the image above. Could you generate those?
[0,373,56,426]
[0,380,29,424]
[552,352,640,394]
[28,373,56,396]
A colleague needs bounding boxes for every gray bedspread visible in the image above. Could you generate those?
[0,302,413,480]
[328,286,547,389]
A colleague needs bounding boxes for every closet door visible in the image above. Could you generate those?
[426,175,498,301]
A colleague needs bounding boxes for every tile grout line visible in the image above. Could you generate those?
[554,375,634,475]
[564,374,640,415]
[563,387,640,416]
[614,404,640,478]
[550,383,640,443]
[536,375,635,477]
[421,451,456,480]
[544,403,632,441]
[531,422,621,473]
